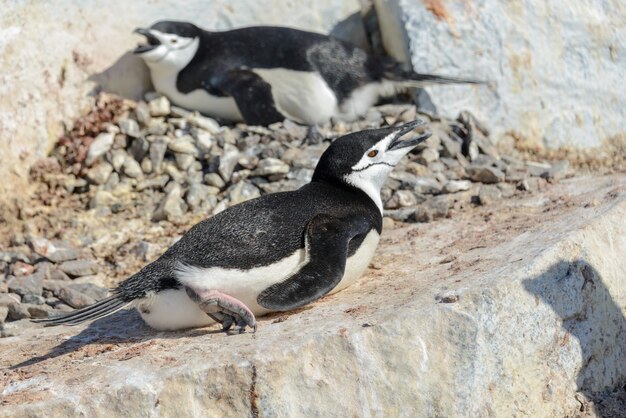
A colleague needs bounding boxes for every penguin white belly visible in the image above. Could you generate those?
[252,68,338,125]
[337,80,396,122]
[150,71,243,121]
[138,230,379,330]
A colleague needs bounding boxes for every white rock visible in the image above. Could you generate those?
[148,96,171,117]
[85,132,114,166]
[443,180,471,193]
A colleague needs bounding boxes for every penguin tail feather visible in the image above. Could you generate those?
[398,71,487,87]
[32,293,132,326]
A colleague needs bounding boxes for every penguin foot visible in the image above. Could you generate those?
[185,287,257,333]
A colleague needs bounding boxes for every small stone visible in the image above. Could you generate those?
[252,158,290,177]
[130,137,150,161]
[0,293,21,306]
[90,190,115,208]
[10,261,34,277]
[175,153,195,171]
[443,180,472,193]
[27,304,54,319]
[385,190,419,209]
[66,283,108,301]
[50,270,71,281]
[130,241,162,262]
[7,303,30,320]
[146,118,168,135]
[57,287,96,309]
[187,112,221,134]
[168,138,198,155]
[86,162,113,185]
[141,157,153,174]
[58,259,99,277]
[148,96,171,116]
[467,166,505,184]
[21,294,46,305]
[118,118,141,138]
[231,169,251,184]
[186,183,213,210]
[497,182,516,198]
[123,157,143,178]
[204,172,226,189]
[153,185,188,222]
[7,273,43,297]
[542,160,569,182]
[150,138,168,173]
[136,175,170,191]
[0,306,8,323]
[42,279,68,295]
[219,143,240,181]
[226,182,261,205]
[62,175,88,194]
[478,185,503,205]
[525,161,552,177]
[283,119,308,140]
[413,177,441,195]
[192,129,214,154]
[85,132,115,166]
[135,102,151,126]
[416,148,440,165]
[113,133,128,149]
[108,149,127,172]
[238,156,259,170]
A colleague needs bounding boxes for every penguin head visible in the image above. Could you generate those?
[313,120,431,210]
[133,21,201,68]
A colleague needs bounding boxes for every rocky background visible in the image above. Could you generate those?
[0,90,587,337]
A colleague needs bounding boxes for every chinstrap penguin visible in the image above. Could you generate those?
[133,21,483,125]
[34,121,431,333]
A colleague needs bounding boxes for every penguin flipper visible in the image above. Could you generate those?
[214,69,285,125]
[257,214,370,311]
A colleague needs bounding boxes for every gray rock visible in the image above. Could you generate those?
[140,157,152,174]
[150,138,168,173]
[252,158,290,177]
[58,259,99,277]
[42,279,68,295]
[186,183,217,210]
[108,149,127,172]
[153,185,188,222]
[187,113,221,134]
[478,185,503,205]
[226,182,261,205]
[0,306,8,323]
[86,132,114,166]
[283,119,308,140]
[130,136,150,161]
[385,190,420,209]
[204,172,226,189]
[136,175,169,191]
[57,287,96,309]
[168,138,198,155]
[525,161,552,177]
[86,162,113,185]
[130,241,162,262]
[7,273,43,297]
[7,303,30,320]
[497,183,516,198]
[467,165,506,184]
[122,157,143,178]
[238,156,259,170]
[231,169,251,184]
[219,143,240,181]
[118,118,141,138]
[164,164,185,182]
[146,118,168,135]
[175,153,195,171]
[21,294,46,305]
[148,96,171,117]
[27,304,54,319]
[192,129,214,154]
[413,177,442,195]
[542,160,570,182]
[416,148,440,165]
[90,190,115,208]
[66,283,108,301]
[443,180,472,193]
[0,293,21,306]
[134,102,151,126]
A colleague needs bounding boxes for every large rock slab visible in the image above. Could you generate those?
[374,0,626,149]
[1,175,625,416]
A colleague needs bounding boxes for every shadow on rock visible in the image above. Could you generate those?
[10,309,221,369]
[524,259,626,416]
[88,51,152,100]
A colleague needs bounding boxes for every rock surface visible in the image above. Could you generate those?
[1,176,624,417]
[373,0,626,149]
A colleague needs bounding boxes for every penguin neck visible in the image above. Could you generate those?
[312,176,383,215]
[146,37,200,77]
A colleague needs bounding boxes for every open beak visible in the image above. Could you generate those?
[387,120,431,151]
[133,28,161,54]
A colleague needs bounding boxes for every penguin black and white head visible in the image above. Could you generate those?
[34,122,430,334]
[133,20,484,125]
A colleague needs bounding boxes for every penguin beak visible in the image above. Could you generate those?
[387,120,431,151]
[133,28,161,54]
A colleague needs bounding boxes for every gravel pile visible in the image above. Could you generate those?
[1,92,571,336]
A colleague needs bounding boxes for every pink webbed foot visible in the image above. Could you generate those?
[185,287,257,333]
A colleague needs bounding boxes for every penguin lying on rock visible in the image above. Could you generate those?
[34,121,430,333]
[133,20,483,126]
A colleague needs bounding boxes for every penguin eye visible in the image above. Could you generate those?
[171,38,178,44]
[367,150,378,158]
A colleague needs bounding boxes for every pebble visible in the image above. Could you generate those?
[7,273,43,297]
[443,180,471,193]
[122,157,143,178]
[58,259,99,277]
[8,303,30,320]
[478,185,503,205]
[219,143,240,182]
[0,293,21,306]
[10,261,34,277]
[0,306,8,323]
[226,181,261,205]
[386,190,419,209]
[57,287,96,309]
[467,165,505,184]
[130,137,150,161]
[148,96,171,117]
[86,132,115,166]
[168,138,198,155]
[86,162,113,185]
[153,185,187,222]
[118,118,141,138]
[204,173,226,189]
[149,138,169,173]
[252,158,290,177]
[66,283,108,300]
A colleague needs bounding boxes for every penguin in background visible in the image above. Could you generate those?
[35,121,431,333]
[133,21,483,126]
